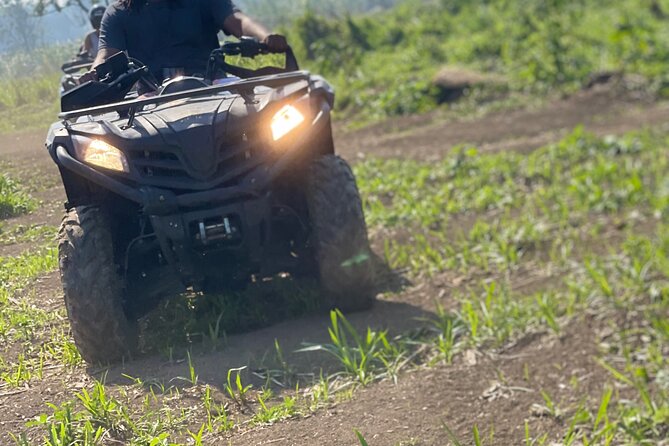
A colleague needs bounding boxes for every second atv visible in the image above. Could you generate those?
[47,38,375,364]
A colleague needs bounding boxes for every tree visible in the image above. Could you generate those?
[237,0,402,28]
[0,0,43,52]
[34,0,104,16]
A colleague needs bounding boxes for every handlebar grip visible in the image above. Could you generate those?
[224,36,286,56]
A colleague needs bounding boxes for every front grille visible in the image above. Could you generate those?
[126,133,265,190]
[130,152,189,179]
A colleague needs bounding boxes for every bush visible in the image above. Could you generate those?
[281,0,669,121]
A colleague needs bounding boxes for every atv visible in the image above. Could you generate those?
[47,38,375,364]
[60,54,95,94]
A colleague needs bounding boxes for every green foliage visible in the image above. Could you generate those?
[0,174,35,219]
[355,128,669,275]
[0,248,57,293]
[0,224,56,245]
[281,0,669,121]
[22,378,186,446]
[1,353,34,387]
[0,248,58,343]
[353,128,669,443]
[202,385,235,433]
[0,44,72,134]
[355,429,370,446]
[239,0,401,28]
[24,402,104,446]
[442,423,494,446]
[298,309,409,385]
[428,304,465,364]
[225,366,253,406]
[253,390,297,425]
[5,0,669,132]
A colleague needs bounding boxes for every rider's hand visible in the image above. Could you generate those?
[262,34,288,53]
[78,69,99,85]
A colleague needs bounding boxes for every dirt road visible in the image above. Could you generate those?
[0,83,665,444]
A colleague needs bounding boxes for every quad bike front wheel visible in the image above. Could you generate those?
[58,206,138,364]
[305,155,375,312]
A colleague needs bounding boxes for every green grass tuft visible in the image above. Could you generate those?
[0,175,36,219]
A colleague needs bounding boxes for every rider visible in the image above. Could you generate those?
[80,5,106,59]
[90,0,288,83]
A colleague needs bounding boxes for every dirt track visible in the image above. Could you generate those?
[0,83,666,444]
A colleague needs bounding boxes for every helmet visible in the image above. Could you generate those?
[89,5,106,30]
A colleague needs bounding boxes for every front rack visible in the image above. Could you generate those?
[59,71,311,121]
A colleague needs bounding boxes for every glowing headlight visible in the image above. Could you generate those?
[271,105,305,141]
[81,139,129,173]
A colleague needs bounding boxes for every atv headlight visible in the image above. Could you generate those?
[271,105,305,141]
[80,139,129,173]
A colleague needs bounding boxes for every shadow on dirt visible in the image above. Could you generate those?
[100,299,434,393]
[95,257,426,393]
[372,252,413,294]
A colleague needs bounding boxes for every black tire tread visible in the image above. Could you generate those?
[58,206,137,364]
[306,155,375,312]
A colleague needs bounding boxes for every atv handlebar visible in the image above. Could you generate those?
[220,36,269,57]
[61,37,300,112]
[61,58,94,75]
[207,37,299,81]
[61,52,158,112]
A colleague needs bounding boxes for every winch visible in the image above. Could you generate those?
[194,216,241,245]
